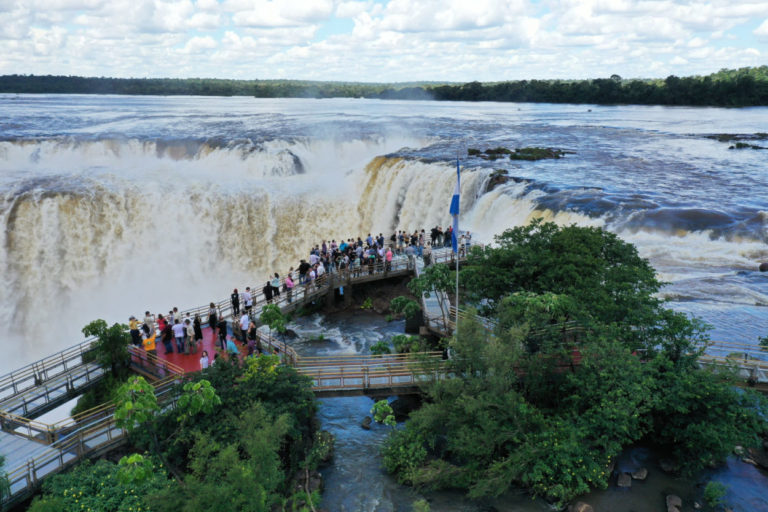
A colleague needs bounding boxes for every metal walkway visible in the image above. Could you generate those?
[1,355,183,510]
[296,352,447,397]
[0,339,106,420]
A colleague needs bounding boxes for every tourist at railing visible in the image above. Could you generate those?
[157,313,167,332]
[225,336,239,357]
[232,315,243,344]
[142,330,157,357]
[239,312,250,343]
[161,321,173,354]
[216,317,228,350]
[172,319,185,354]
[193,315,203,346]
[207,303,217,339]
[143,311,155,335]
[231,288,240,316]
[129,315,141,346]
[271,273,281,299]
[243,287,253,313]
[263,280,274,304]
[185,319,196,354]
[285,273,294,302]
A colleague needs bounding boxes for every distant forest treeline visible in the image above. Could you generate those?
[1,66,767,106]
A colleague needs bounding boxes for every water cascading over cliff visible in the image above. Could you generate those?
[2,133,768,371]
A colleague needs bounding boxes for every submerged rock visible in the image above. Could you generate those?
[569,502,594,512]
[361,416,372,430]
[747,447,768,470]
[666,494,682,512]
[616,473,632,488]
[659,458,678,473]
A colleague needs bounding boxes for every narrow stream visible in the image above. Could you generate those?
[287,312,768,512]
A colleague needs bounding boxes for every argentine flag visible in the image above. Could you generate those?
[450,158,460,253]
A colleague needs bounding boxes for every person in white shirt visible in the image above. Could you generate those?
[242,287,253,313]
[143,311,155,335]
[200,350,210,370]
[240,313,250,334]
[172,319,185,353]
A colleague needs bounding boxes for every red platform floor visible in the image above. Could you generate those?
[153,324,249,374]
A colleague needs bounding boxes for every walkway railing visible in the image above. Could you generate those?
[296,352,446,393]
[1,364,184,509]
[0,338,98,403]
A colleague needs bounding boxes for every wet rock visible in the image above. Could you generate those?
[734,445,745,456]
[616,473,632,488]
[485,171,511,193]
[659,458,678,473]
[361,416,372,430]
[308,470,323,493]
[568,501,594,512]
[760,262,768,272]
[666,494,682,512]
[283,328,299,339]
[694,502,702,509]
[747,447,768,470]
[631,467,648,480]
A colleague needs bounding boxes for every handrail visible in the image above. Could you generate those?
[1,371,184,509]
[0,337,98,401]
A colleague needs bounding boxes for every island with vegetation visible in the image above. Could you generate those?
[1,66,767,107]
[382,221,768,509]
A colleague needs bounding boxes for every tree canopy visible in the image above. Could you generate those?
[383,221,768,507]
[2,66,767,106]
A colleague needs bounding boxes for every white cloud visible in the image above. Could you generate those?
[183,35,217,53]
[755,18,768,37]
[0,0,766,81]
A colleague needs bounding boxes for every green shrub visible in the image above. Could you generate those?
[28,458,171,512]
[703,481,727,508]
[370,341,392,355]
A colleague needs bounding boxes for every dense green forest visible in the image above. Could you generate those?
[1,66,767,106]
[382,221,768,507]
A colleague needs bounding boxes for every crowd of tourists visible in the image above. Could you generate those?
[130,226,472,370]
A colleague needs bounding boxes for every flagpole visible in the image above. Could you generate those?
[454,154,460,336]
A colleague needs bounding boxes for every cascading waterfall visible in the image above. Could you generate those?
[2,135,768,372]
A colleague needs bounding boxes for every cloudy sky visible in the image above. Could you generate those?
[1,0,766,82]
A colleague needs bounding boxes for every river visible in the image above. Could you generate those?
[1,94,767,510]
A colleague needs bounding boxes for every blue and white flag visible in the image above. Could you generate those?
[450,158,460,253]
